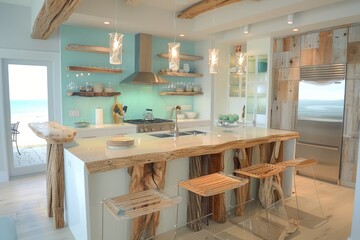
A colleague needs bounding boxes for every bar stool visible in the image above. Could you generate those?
[234,163,298,239]
[277,157,327,228]
[101,189,182,240]
[178,172,249,239]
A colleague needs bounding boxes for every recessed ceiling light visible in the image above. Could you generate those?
[104,21,110,25]
[179,34,185,37]
[243,25,249,34]
[287,14,294,25]
[292,28,299,32]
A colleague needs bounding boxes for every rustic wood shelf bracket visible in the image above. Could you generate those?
[69,92,121,97]
[157,53,203,61]
[67,66,122,74]
[159,91,203,96]
[65,44,110,54]
[158,71,203,78]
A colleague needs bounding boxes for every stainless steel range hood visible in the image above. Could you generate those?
[121,33,169,85]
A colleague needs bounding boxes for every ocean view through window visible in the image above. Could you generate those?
[8,64,48,169]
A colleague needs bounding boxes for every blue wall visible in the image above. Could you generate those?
[61,25,198,125]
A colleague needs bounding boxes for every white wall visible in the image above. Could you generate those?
[0,2,60,182]
[194,40,213,121]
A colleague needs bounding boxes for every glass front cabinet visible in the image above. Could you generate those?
[227,46,247,121]
[226,39,271,128]
[246,54,269,127]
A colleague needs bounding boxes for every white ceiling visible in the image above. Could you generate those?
[2,0,360,43]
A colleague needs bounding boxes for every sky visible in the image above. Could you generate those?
[8,64,48,100]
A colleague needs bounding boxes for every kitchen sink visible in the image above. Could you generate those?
[184,130,207,135]
[149,133,173,138]
[149,130,206,138]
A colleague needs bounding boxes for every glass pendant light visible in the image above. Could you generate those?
[168,42,180,71]
[168,0,180,71]
[209,48,219,74]
[208,1,219,74]
[109,32,123,65]
[236,45,247,74]
[109,0,124,65]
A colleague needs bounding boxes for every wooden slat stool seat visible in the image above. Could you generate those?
[179,172,249,197]
[102,189,181,221]
[278,157,326,228]
[177,172,249,238]
[234,163,287,179]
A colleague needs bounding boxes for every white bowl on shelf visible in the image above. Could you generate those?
[177,113,185,119]
[185,112,198,119]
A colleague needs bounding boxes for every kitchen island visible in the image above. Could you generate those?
[64,126,298,240]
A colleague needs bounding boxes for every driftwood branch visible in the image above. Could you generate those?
[32,0,81,39]
[28,121,76,229]
[178,0,242,19]
[128,162,167,240]
[233,147,252,215]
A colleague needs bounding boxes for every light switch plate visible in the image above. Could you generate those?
[69,109,80,117]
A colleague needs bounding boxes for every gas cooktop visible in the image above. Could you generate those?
[124,118,174,124]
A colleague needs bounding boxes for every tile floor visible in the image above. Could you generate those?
[13,145,46,168]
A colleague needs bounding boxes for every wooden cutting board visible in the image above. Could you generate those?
[111,96,122,123]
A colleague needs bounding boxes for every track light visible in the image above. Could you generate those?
[287,14,294,24]
[243,25,249,34]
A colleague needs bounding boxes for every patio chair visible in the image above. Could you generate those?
[11,122,20,155]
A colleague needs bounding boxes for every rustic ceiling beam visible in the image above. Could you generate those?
[178,0,242,19]
[32,0,81,40]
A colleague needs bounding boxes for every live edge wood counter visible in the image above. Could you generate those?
[66,127,299,174]
[64,126,298,240]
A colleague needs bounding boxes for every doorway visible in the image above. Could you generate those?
[5,61,50,176]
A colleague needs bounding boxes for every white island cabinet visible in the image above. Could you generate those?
[64,126,298,240]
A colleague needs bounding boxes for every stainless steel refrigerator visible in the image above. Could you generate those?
[296,64,346,184]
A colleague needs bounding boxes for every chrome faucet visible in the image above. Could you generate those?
[171,105,181,137]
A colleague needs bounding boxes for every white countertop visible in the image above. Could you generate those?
[70,123,137,132]
[65,126,299,174]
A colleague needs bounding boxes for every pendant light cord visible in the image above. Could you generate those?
[173,0,177,42]
[115,0,118,33]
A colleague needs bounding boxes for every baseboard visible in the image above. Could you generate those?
[340,180,356,189]
[0,171,9,183]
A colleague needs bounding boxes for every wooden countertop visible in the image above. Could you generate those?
[65,126,299,174]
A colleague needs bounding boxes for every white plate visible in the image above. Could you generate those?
[74,121,90,128]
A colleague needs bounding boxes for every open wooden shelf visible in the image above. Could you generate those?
[67,66,122,74]
[157,53,203,61]
[179,172,248,197]
[234,163,287,179]
[159,91,203,96]
[102,189,181,221]
[65,44,110,54]
[69,92,121,97]
[158,71,203,78]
